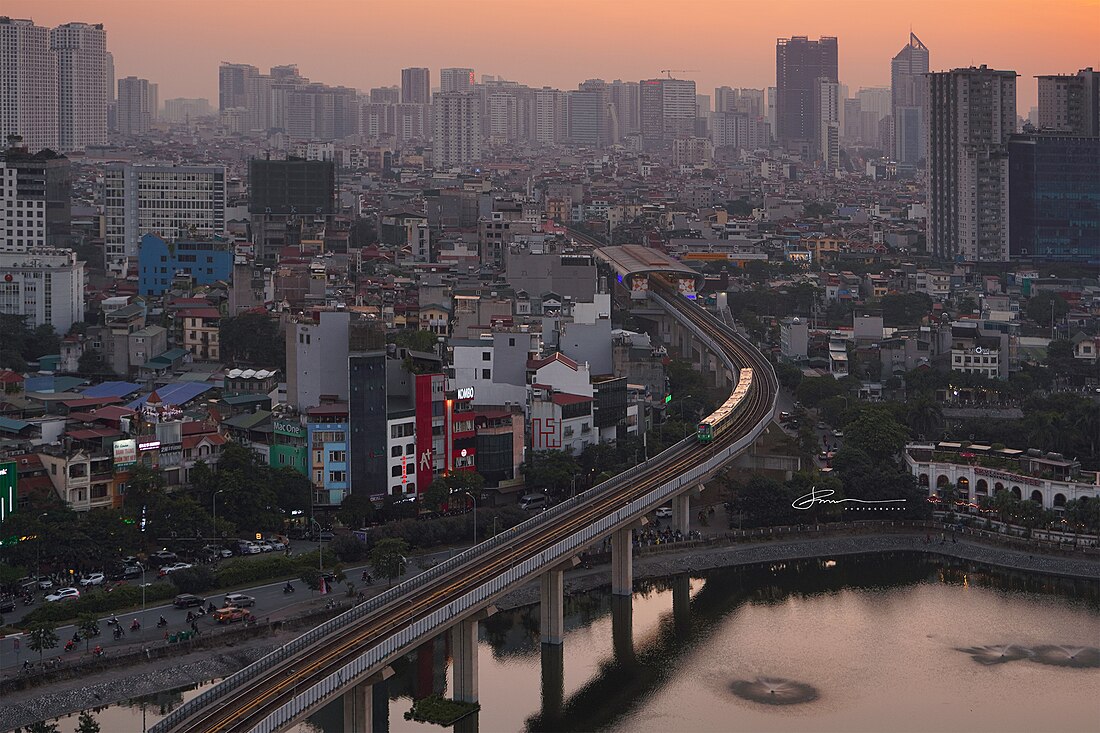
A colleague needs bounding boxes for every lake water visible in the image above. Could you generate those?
[43,553,1100,733]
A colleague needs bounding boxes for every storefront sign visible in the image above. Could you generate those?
[456,387,474,401]
[113,439,137,467]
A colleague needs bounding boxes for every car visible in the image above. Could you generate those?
[212,606,249,624]
[79,572,105,587]
[173,593,206,608]
[817,421,828,430]
[269,540,286,551]
[120,556,139,566]
[832,430,845,438]
[256,542,273,553]
[224,593,255,608]
[45,587,80,602]
[36,576,54,590]
[150,550,178,563]
[317,531,334,542]
[818,451,829,460]
[158,562,193,576]
[518,494,549,511]
[779,411,792,422]
[0,595,15,613]
[655,506,673,518]
[237,541,261,555]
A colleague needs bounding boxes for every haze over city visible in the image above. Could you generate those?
[7,0,1099,111]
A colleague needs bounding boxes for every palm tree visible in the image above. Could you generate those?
[1024,412,1059,452]
[991,489,1018,525]
[907,395,943,441]
[1072,406,1100,462]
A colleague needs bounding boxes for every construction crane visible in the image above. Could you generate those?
[660,69,699,79]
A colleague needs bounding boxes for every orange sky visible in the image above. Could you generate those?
[8,0,1099,112]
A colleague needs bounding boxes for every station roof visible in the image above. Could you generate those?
[595,245,704,289]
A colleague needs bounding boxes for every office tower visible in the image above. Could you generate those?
[369,86,400,104]
[856,86,891,148]
[925,66,1017,262]
[117,76,154,135]
[776,36,838,157]
[892,31,929,164]
[432,92,481,167]
[737,88,765,118]
[639,79,663,146]
[1,142,71,251]
[0,249,84,332]
[103,163,226,275]
[0,18,58,152]
[817,79,841,172]
[766,86,778,140]
[639,77,697,147]
[1036,68,1099,136]
[696,94,712,117]
[440,68,475,93]
[843,97,862,142]
[609,80,640,136]
[273,83,358,140]
[50,22,107,152]
[219,62,258,110]
[714,86,738,113]
[401,67,431,105]
[535,87,565,145]
[568,83,609,148]
[105,51,114,102]
[1009,133,1100,263]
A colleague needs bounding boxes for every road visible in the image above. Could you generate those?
[0,548,460,672]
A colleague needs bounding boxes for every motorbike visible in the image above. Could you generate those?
[283,582,295,594]
[93,646,104,657]
[105,616,119,627]
[156,616,168,628]
[113,626,124,639]
[207,602,216,613]
[64,639,76,652]
[130,619,141,631]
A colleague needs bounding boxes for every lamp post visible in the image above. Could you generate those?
[464,491,477,545]
[35,512,48,590]
[492,515,499,537]
[136,561,146,641]
[211,490,224,545]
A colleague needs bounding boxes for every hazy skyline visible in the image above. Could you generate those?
[8,0,1099,112]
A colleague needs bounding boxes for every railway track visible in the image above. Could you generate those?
[160,285,775,733]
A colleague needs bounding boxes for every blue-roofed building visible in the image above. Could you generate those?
[127,382,214,410]
[80,381,142,399]
[138,234,233,296]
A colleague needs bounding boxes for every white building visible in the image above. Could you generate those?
[103,163,226,275]
[817,79,841,172]
[117,76,155,136]
[433,92,481,168]
[0,17,57,152]
[386,414,418,498]
[285,310,351,410]
[440,68,474,94]
[0,248,85,332]
[661,78,697,138]
[49,22,107,152]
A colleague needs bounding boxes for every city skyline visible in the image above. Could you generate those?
[5,0,1097,113]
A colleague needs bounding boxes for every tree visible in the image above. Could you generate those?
[795,377,845,408]
[219,313,285,368]
[76,711,101,733]
[1046,339,1074,363]
[906,395,944,441]
[423,478,451,514]
[28,622,58,661]
[844,409,910,461]
[337,493,376,530]
[78,614,100,653]
[1026,291,1069,328]
[26,722,61,733]
[523,450,578,497]
[956,296,977,316]
[369,537,409,587]
[724,474,797,528]
[880,293,932,327]
[392,329,441,353]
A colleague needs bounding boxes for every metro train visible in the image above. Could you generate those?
[697,368,754,442]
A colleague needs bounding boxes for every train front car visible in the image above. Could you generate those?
[697,422,714,442]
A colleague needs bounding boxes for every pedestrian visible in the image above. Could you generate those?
[191,620,198,634]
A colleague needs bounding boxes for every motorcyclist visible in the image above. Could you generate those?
[207,601,216,613]
[284,581,295,593]
[157,615,168,627]
[93,645,103,657]
[130,618,141,631]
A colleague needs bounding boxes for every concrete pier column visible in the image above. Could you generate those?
[611,527,633,596]
[540,639,565,722]
[342,681,373,733]
[672,493,690,536]
[451,618,479,704]
[540,569,565,644]
[611,593,635,666]
[672,574,691,637]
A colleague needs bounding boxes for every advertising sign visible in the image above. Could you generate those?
[274,420,306,438]
[0,461,16,522]
[113,439,137,467]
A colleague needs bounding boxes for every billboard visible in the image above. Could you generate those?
[0,461,16,522]
[113,439,137,467]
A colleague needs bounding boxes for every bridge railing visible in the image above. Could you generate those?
[154,292,775,733]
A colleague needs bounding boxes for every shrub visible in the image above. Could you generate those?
[22,583,176,627]
[169,566,218,594]
[330,534,370,562]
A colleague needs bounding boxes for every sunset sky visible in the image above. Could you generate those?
[9,0,1099,112]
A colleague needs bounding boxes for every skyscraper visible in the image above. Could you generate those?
[1,141,71,251]
[925,66,1017,262]
[219,62,258,110]
[117,76,154,135]
[817,79,841,172]
[0,17,58,152]
[534,87,566,145]
[1036,68,1099,136]
[50,22,107,152]
[432,92,481,167]
[440,68,474,93]
[775,36,838,158]
[401,67,431,105]
[639,77,697,147]
[891,32,929,164]
[609,80,640,136]
[568,81,609,148]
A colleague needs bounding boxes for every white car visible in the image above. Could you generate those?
[269,540,286,551]
[655,507,673,518]
[45,587,80,602]
[159,562,193,575]
[832,430,845,438]
[224,593,256,607]
[257,542,273,553]
[37,576,54,590]
[79,573,105,587]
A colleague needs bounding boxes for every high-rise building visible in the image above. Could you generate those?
[401,67,431,105]
[218,62,257,110]
[116,76,154,135]
[1009,133,1100,263]
[250,156,336,263]
[0,18,57,152]
[103,163,227,275]
[50,22,107,152]
[891,32,929,164]
[163,98,213,123]
[1036,68,1099,136]
[639,77,697,147]
[817,79,841,172]
[925,66,1017,262]
[1,142,71,251]
[775,36,838,157]
[440,68,475,93]
[609,80,640,135]
[105,51,114,103]
[737,88,765,118]
[0,248,84,333]
[273,83,358,140]
[369,86,400,105]
[766,86,778,141]
[714,86,738,113]
[432,92,481,168]
[534,87,566,145]
[567,86,608,148]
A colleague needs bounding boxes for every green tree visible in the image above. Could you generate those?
[26,722,61,733]
[956,296,977,316]
[337,493,376,530]
[880,293,932,327]
[76,711,101,733]
[78,614,100,654]
[1026,291,1069,327]
[523,450,578,497]
[724,474,796,528]
[906,395,944,441]
[219,312,285,368]
[795,376,845,408]
[75,348,114,377]
[369,537,410,587]
[1046,339,1074,363]
[423,478,451,514]
[845,409,910,461]
[392,329,441,353]
[28,622,59,661]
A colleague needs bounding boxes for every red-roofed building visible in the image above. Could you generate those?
[530,386,595,455]
[0,370,24,394]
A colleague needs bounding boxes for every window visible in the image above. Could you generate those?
[406,443,415,455]
[482,369,491,379]
[328,470,346,483]
[391,445,402,457]
[482,352,491,361]
[391,465,402,477]
[329,450,346,463]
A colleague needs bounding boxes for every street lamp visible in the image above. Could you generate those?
[136,561,146,641]
[35,512,48,590]
[464,491,477,545]
[211,490,224,544]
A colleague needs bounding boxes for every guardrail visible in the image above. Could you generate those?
[156,293,777,733]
